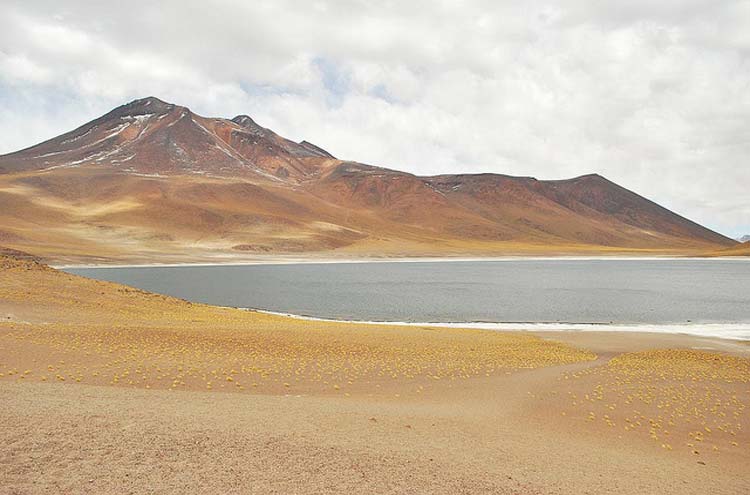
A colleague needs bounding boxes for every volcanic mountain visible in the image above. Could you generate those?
[0,97,737,263]
[0,97,336,181]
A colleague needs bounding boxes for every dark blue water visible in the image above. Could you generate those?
[65,259,750,326]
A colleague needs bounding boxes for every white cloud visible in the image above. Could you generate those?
[0,0,748,236]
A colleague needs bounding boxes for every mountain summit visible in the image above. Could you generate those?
[0,97,335,181]
[0,97,737,262]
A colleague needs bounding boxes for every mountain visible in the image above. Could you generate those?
[737,235,750,243]
[0,97,337,182]
[0,97,737,263]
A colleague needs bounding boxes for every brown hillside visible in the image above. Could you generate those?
[0,97,336,182]
[702,242,750,257]
[0,97,736,263]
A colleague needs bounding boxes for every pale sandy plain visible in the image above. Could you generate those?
[1,256,749,494]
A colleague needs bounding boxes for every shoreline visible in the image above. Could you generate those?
[54,254,750,269]
[245,308,750,343]
[58,257,750,342]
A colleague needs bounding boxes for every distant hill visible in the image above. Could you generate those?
[737,235,750,243]
[0,97,737,263]
[704,242,750,257]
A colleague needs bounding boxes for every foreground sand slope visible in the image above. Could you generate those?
[1,256,749,494]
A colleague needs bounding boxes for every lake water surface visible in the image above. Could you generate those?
[65,259,750,340]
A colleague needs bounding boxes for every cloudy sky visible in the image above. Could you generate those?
[1,1,748,237]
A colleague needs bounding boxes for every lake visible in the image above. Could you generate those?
[65,258,750,340]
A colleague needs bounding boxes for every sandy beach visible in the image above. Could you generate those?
[1,256,749,494]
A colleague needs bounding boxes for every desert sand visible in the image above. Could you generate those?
[1,256,749,494]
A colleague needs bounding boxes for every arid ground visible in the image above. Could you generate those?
[1,256,748,494]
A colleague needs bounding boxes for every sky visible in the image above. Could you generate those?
[0,1,748,237]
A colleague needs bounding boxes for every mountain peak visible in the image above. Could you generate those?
[232,114,257,126]
[0,97,340,180]
[573,173,606,181]
[115,96,177,117]
[130,96,169,106]
[231,115,269,136]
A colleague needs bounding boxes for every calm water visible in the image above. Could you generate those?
[66,259,750,331]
